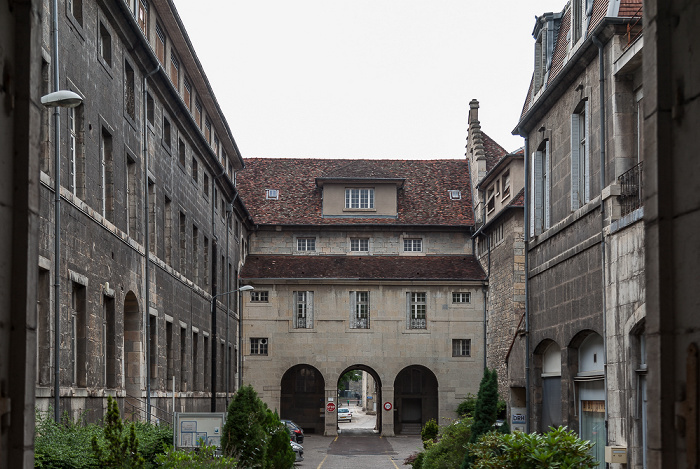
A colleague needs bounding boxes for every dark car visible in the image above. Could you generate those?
[281,419,304,444]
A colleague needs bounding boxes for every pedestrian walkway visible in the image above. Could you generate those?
[297,433,423,468]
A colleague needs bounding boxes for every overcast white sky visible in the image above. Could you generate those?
[173,1,565,159]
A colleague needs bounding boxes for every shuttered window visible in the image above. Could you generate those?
[350,291,369,329]
[293,292,314,329]
[571,101,590,210]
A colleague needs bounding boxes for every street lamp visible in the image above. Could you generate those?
[210,285,253,409]
[237,285,254,391]
[42,89,83,423]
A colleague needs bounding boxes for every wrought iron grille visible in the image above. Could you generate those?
[618,161,643,216]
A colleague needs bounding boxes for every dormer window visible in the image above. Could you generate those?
[534,25,548,92]
[448,190,462,200]
[572,0,585,44]
[345,188,374,209]
[266,189,279,200]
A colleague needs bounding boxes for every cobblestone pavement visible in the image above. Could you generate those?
[295,431,423,469]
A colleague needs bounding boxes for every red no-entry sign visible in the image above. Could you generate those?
[383,402,392,411]
[326,402,336,412]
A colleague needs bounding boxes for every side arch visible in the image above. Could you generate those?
[393,365,438,435]
[123,291,142,415]
[280,364,325,434]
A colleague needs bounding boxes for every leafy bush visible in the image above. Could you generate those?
[35,404,172,469]
[92,396,145,468]
[417,419,472,469]
[421,419,439,447]
[468,426,598,469]
[456,394,477,418]
[155,444,237,468]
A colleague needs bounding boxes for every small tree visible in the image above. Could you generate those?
[421,419,439,448]
[91,396,145,468]
[469,369,499,443]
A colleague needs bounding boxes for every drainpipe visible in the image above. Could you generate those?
[591,33,609,449]
[225,192,238,407]
[517,130,531,434]
[483,190,490,372]
[211,169,226,411]
[51,0,61,423]
[143,64,159,423]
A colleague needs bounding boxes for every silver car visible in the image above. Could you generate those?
[291,440,304,462]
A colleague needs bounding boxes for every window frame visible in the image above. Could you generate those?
[452,338,471,357]
[297,237,316,252]
[250,338,268,356]
[344,188,375,209]
[408,292,427,330]
[250,291,269,303]
[350,238,369,252]
[571,100,590,210]
[293,291,314,329]
[350,291,370,329]
[452,292,471,304]
[403,238,423,252]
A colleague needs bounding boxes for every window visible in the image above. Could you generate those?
[169,52,179,87]
[534,23,548,93]
[99,22,112,67]
[452,292,471,304]
[178,138,185,167]
[404,238,422,252]
[164,196,172,265]
[146,93,154,125]
[293,291,314,329]
[37,269,51,385]
[214,134,220,156]
[345,188,374,209]
[166,321,174,390]
[68,0,83,25]
[191,157,198,184]
[350,238,369,252]
[192,225,199,283]
[205,118,211,142]
[204,173,210,198]
[179,326,187,391]
[266,189,279,200]
[408,292,426,329]
[531,140,551,236]
[350,291,370,329]
[489,223,504,247]
[571,101,590,210]
[179,211,186,273]
[162,116,171,148]
[502,171,511,199]
[449,190,462,200]
[572,0,584,44]
[203,236,209,285]
[195,99,202,128]
[149,314,157,388]
[100,128,113,220]
[104,296,116,388]
[250,338,268,355]
[183,77,192,110]
[155,23,165,65]
[487,186,495,213]
[297,237,316,251]
[70,282,87,387]
[251,291,269,302]
[125,61,135,120]
[67,106,79,195]
[203,335,209,391]
[137,0,148,36]
[452,339,471,357]
[126,155,138,238]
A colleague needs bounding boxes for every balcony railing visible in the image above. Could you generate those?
[410,318,426,329]
[618,161,643,216]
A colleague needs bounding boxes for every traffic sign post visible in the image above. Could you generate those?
[326,402,336,412]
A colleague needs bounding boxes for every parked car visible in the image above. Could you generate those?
[291,440,304,462]
[337,408,352,422]
[281,419,305,443]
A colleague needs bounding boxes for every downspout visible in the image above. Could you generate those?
[483,189,490,371]
[225,192,239,406]
[591,33,609,449]
[211,168,226,412]
[143,64,159,422]
[518,130,531,434]
[51,0,61,422]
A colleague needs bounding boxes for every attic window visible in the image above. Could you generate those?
[266,189,279,200]
[448,190,462,200]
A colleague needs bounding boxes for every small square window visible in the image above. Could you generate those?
[404,238,422,252]
[452,339,471,357]
[266,189,279,200]
[250,338,268,355]
[297,238,316,251]
[350,238,369,252]
[250,291,269,302]
[452,292,471,304]
[448,190,461,200]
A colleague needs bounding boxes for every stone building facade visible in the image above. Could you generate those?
[236,158,487,436]
[512,0,646,467]
[466,100,526,400]
[34,0,250,423]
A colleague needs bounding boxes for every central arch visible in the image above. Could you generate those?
[393,365,438,435]
[337,364,383,434]
[280,364,326,434]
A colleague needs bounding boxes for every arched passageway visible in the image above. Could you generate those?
[280,365,325,434]
[337,365,383,434]
[393,365,438,434]
[123,292,142,418]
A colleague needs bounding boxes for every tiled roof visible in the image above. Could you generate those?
[588,0,609,34]
[548,6,571,85]
[237,158,475,226]
[483,132,509,173]
[619,0,642,18]
[508,188,525,208]
[240,255,487,281]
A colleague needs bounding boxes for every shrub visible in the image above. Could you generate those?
[456,394,477,418]
[419,418,472,469]
[421,419,439,447]
[468,426,598,469]
[92,396,145,468]
[155,444,237,468]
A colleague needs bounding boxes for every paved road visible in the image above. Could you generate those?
[295,405,423,469]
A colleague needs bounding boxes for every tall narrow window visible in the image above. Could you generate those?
[408,292,427,329]
[126,155,138,239]
[192,157,198,184]
[125,61,135,120]
[345,188,374,209]
[179,211,186,273]
[571,101,590,210]
[155,23,166,65]
[204,173,209,198]
[350,291,370,329]
[572,0,584,44]
[100,128,113,220]
[293,291,314,329]
[71,283,87,387]
[99,22,112,67]
[192,225,199,284]
[137,0,148,36]
[195,99,202,128]
[203,236,209,285]
[183,77,192,110]
[192,331,199,390]
[205,118,211,142]
[146,92,154,125]
[531,140,551,236]
[166,321,174,388]
[148,179,156,253]
[170,52,179,87]
[164,196,172,265]
[180,325,187,391]
[37,268,51,385]
[105,296,116,388]
[178,138,185,167]
[203,335,210,391]
[68,0,83,25]
[162,116,171,149]
[67,106,82,196]
[149,314,157,388]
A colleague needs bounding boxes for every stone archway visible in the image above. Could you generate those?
[337,364,383,434]
[280,364,325,434]
[123,291,142,418]
[393,365,438,435]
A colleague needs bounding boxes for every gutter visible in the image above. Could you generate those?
[517,129,531,434]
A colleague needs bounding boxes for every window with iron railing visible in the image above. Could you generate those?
[618,161,643,216]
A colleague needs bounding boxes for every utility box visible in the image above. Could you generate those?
[174,412,226,449]
[605,446,627,463]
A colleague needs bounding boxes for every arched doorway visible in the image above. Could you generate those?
[336,365,383,434]
[123,292,142,418]
[393,365,438,435]
[280,365,325,434]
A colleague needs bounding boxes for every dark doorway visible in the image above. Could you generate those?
[281,365,325,434]
[394,365,438,434]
